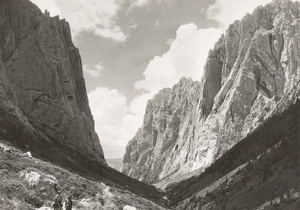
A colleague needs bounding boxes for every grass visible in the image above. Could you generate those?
[170,135,300,210]
[167,99,300,209]
[169,100,298,197]
[0,104,168,208]
[0,142,167,210]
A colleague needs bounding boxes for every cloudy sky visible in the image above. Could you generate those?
[31,0,272,159]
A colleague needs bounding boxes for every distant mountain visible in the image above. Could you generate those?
[107,158,123,170]
[121,0,300,185]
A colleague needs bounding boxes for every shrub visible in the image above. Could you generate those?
[24,192,44,208]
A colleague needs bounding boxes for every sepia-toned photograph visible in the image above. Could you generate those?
[0,0,299,209]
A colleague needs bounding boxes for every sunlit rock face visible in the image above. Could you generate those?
[121,0,300,184]
[0,0,106,166]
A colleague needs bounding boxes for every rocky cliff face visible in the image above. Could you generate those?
[122,78,203,182]
[121,0,300,184]
[0,0,106,166]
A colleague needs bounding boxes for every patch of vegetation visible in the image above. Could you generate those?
[0,143,166,210]
[168,99,300,209]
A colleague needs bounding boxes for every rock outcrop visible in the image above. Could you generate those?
[0,0,106,166]
[121,0,300,184]
[122,78,203,182]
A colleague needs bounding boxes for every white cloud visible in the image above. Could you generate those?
[97,24,221,156]
[30,0,126,42]
[88,88,127,125]
[130,0,149,7]
[91,24,221,158]
[207,0,272,29]
[130,0,165,7]
[83,63,104,78]
[128,93,154,117]
[166,38,174,46]
[89,25,221,158]
[135,23,222,94]
[88,88,143,158]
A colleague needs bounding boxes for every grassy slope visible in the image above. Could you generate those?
[0,111,168,208]
[167,99,300,209]
[173,141,300,210]
[0,142,167,210]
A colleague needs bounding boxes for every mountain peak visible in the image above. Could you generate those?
[121,0,300,184]
[0,0,106,167]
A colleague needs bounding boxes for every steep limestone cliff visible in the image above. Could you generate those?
[121,0,300,184]
[0,0,106,166]
[122,78,203,182]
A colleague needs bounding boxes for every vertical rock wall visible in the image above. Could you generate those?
[0,0,106,166]
[121,0,300,184]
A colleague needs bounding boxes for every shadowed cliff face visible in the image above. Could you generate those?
[121,0,300,184]
[0,0,106,166]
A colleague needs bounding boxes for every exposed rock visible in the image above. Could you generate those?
[0,0,106,167]
[21,151,33,158]
[0,142,11,153]
[0,140,168,210]
[123,205,137,210]
[121,0,300,184]
[20,169,58,199]
[122,78,203,182]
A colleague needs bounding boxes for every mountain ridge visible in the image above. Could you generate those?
[0,0,106,166]
[168,97,299,209]
[0,0,169,208]
[121,0,300,184]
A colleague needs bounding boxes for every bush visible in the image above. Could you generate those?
[24,192,44,208]
[0,179,44,208]
[0,180,25,200]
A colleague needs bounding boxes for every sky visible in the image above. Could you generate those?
[30,0,273,159]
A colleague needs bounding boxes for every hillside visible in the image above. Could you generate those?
[1,0,299,209]
[0,141,167,210]
[168,98,300,209]
[0,0,167,208]
[121,0,300,185]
